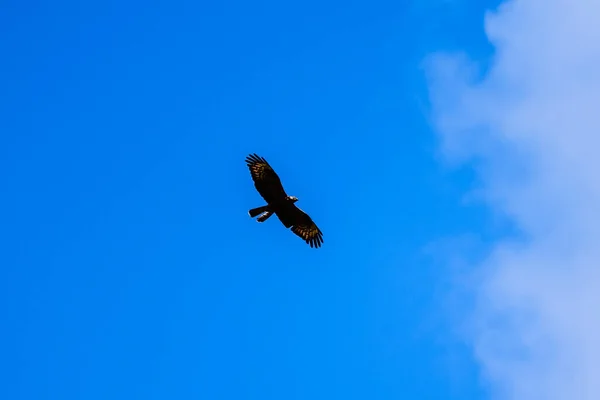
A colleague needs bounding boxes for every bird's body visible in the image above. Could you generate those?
[245,153,323,248]
[248,197,296,224]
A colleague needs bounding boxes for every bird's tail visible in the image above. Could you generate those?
[248,205,269,218]
[256,211,273,222]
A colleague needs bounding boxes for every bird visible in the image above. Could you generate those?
[245,153,324,248]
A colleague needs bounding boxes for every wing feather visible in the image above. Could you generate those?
[288,206,323,248]
[245,153,288,203]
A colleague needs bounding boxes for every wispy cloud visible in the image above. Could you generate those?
[427,0,600,398]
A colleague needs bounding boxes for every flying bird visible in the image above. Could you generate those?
[246,153,323,248]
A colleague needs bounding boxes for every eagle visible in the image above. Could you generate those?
[246,153,324,248]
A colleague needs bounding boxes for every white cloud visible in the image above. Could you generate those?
[427,0,600,399]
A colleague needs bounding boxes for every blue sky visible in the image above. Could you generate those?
[1,1,506,399]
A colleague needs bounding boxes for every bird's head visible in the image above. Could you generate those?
[287,195,299,203]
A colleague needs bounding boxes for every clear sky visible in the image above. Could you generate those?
[0,1,519,399]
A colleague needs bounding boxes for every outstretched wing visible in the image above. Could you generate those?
[288,206,323,248]
[245,153,288,204]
